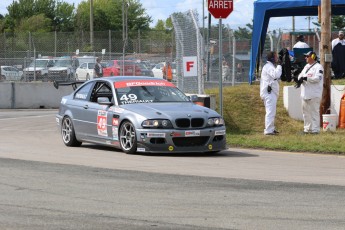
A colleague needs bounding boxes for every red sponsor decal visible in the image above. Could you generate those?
[170,132,182,137]
[112,118,119,126]
[114,80,176,88]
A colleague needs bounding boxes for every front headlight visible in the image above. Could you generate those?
[207,117,225,127]
[142,119,173,129]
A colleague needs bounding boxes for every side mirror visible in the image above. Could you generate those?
[188,95,198,102]
[97,97,113,105]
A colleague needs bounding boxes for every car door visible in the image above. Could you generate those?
[87,63,95,80]
[70,81,95,138]
[76,63,87,80]
[80,81,115,143]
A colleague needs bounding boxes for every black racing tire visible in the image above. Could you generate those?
[119,121,137,154]
[61,116,82,147]
[75,74,79,81]
[86,74,90,81]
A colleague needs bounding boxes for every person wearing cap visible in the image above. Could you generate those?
[297,51,323,134]
[293,35,310,49]
[260,51,282,135]
[331,31,345,50]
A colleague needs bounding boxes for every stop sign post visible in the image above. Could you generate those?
[208,0,234,116]
[208,0,233,19]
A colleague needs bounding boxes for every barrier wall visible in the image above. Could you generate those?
[0,82,74,109]
[283,85,345,124]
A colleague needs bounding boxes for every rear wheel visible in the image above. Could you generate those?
[61,116,82,147]
[86,74,90,81]
[120,121,137,154]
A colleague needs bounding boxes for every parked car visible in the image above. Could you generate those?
[137,62,154,77]
[49,56,79,82]
[103,60,141,77]
[75,62,95,81]
[23,58,55,81]
[55,76,226,154]
[0,66,23,81]
[151,62,165,78]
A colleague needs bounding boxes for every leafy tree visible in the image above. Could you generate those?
[234,21,253,39]
[332,15,345,30]
[16,14,52,32]
[154,20,165,30]
[5,0,74,32]
[53,1,75,31]
[75,0,151,33]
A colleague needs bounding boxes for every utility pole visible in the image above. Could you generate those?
[320,0,332,119]
[90,0,94,51]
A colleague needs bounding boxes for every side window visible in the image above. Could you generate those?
[81,63,86,69]
[74,82,93,101]
[90,81,113,103]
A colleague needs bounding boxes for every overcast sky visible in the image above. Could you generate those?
[0,0,313,32]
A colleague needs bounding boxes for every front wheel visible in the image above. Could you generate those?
[119,121,137,154]
[61,116,82,147]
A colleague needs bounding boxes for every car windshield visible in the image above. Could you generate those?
[115,84,190,105]
[29,60,49,68]
[54,59,72,67]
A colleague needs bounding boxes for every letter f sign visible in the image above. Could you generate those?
[186,61,194,71]
[183,56,198,77]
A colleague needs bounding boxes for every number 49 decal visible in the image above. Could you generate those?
[120,94,137,101]
[97,110,108,136]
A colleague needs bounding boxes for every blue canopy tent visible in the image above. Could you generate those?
[249,0,345,84]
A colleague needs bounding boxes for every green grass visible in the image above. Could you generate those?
[206,79,345,154]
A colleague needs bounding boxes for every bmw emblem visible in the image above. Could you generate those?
[187,114,191,117]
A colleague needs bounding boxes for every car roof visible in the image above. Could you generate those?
[93,76,166,83]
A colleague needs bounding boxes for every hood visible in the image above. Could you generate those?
[49,67,70,71]
[24,67,45,71]
[121,102,220,119]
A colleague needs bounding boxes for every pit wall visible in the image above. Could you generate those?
[0,82,74,109]
[283,85,345,125]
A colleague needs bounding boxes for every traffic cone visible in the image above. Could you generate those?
[339,94,345,128]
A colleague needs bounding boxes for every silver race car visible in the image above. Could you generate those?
[56,76,226,154]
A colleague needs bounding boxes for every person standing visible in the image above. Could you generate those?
[331,31,345,79]
[94,57,103,78]
[297,51,324,134]
[331,31,345,50]
[222,60,230,81]
[162,62,173,82]
[260,51,282,135]
[293,35,310,49]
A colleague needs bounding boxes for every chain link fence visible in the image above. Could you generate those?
[0,19,253,87]
[0,29,174,82]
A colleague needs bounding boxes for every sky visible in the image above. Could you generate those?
[0,0,314,32]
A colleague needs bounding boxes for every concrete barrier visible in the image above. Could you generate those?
[0,82,74,109]
[283,85,345,124]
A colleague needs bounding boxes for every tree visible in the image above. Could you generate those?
[16,14,52,32]
[5,0,75,32]
[53,1,75,31]
[234,20,253,39]
[74,0,151,33]
[332,15,345,30]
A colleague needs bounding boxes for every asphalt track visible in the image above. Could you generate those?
[1,109,345,229]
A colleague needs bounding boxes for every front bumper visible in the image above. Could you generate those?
[135,127,226,153]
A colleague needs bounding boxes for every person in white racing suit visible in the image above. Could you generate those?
[260,51,282,135]
[293,35,310,49]
[297,51,324,134]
